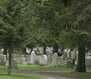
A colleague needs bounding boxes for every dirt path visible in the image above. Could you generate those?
[19,71,76,79]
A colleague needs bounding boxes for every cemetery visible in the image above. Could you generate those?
[0,47,91,79]
[0,0,91,79]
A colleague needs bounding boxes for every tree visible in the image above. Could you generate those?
[32,0,91,72]
[0,0,30,75]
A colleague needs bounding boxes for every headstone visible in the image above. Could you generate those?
[19,55,26,64]
[26,48,31,53]
[52,53,58,64]
[30,50,36,64]
[27,55,31,64]
[67,58,73,67]
[58,48,63,56]
[46,47,52,63]
[57,56,64,63]
[0,49,4,53]
[11,57,18,68]
[37,47,43,53]
[86,56,91,65]
[0,55,6,66]
[39,55,47,65]
[67,48,71,58]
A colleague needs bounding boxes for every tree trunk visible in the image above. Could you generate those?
[3,47,7,59]
[53,43,58,53]
[76,36,86,72]
[43,44,46,54]
[8,48,12,75]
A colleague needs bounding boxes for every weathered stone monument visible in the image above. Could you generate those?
[67,57,73,67]
[86,56,91,65]
[46,47,52,63]
[0,55,6,66]
[39,55,47,65]
[30,50,36,64]
[11,57,18,68]
[19,55,26,64]
[52,53,58,64]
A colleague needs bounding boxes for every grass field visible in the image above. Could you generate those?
[0,64,73,72]
[0,74,45,79]
[0,64,91,79]
[17,64,73,71]
[61,72,91,79]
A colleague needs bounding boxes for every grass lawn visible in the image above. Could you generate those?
[17,64,73,71]
[61,72,91,79]
[0,74,45,79]
[0,65,91,79]
[0,64,73,75]
[0,64,73,72]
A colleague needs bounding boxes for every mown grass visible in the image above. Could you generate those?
[0,64,73,74]
[17,64,73,71]
[0,74,45,79]
[61,72,91,79]
[0,64,91,79]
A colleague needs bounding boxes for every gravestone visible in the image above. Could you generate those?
[39,55,47,65]
[46,47,52,63]
[67,57,73,67]
[26,48,31,53]
[0,55,6,66]
[30,50,36,64]
[52,53,58,64]
[19,55,26,64]
[86,56,91,65]
[27,55,31,64]
[57,56,64,63]
[11,57,18,68]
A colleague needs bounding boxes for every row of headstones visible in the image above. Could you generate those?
[0,54,18,68]
[0,53,78,68]
[19,53,63,65]
[1,52,91,68]
[0,53,63,67]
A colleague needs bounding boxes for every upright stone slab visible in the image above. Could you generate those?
[0,55,6,66]
[57,56,64,63]
[46,47,52,63]
[27,55,31,64]
[64,48,71,58]
[39,55,47,65]
[67,57,73,67]
[30,50,36,64]
[86,56,91,65]
[11,57,18,68]
[52,53,58,64]
[19,55,26,64]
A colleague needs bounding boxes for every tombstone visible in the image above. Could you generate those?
[19,55,26,64]
[58,48,63,56]
[0,55,6,66]
[52,53,58,64]
[46,47,52,63]
[57,56,64,63]
[66,48,71,58]
[86,56,91,65]
[0,49,4,53]
[71,50,77,66]
[67,58,73,67]
[26,48,31,53]
[35,47,43,55]
[39,55,47,65]
[27,55,31,64]
[30,50,36,64]
[11,57,18,69]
